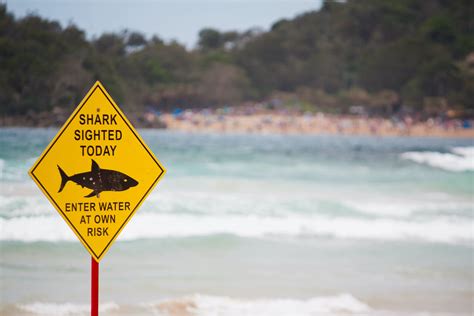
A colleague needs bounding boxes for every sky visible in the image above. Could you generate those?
[6,0,322,48]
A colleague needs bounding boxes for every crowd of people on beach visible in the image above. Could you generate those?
[140,103,473,138]
[2,101,471,138]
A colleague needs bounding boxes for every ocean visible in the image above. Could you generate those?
[0,128,473,316]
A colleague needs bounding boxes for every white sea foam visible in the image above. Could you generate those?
[0,215,75,242]
[147,293,370,316]
[0,194,51,218]
[13,296,467,316]
[1,212,471,244]
[18,302,119,315]
[451,146,474,157]
[401,146,474,172]
[123,213,471,244]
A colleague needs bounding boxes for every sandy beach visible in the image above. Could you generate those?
[2,106,473,139]
[157,110,474,138]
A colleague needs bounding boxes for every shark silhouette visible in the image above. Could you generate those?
[58,159,138,198]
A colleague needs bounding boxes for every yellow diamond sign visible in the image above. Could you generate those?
[29,81,166,261]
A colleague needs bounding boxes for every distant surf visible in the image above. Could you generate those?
[401,146,474,172]
[1,212,471,245]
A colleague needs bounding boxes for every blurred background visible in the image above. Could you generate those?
[1,1,473,315]
[1,0,473,123]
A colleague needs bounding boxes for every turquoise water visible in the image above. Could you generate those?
[1,128,473,315]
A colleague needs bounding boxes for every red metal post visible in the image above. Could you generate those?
[91,257,99,316]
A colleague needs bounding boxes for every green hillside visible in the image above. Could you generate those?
[1,0,473,119]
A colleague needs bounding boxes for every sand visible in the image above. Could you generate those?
[159,112,474,138]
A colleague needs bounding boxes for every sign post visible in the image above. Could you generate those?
[29,81,166,314]
[91,257,99,316]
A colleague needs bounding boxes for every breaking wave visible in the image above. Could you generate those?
[401,146,474,172]
[1,212,471,245]
[11,294,468,316]
[148,293,371,316]
[11,294,369,316]
[16,302,119,316]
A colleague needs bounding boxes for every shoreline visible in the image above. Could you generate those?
[2,111,473,138]
[159,112,474,138]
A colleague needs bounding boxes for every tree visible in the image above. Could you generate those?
[127,31,147,47]
[198,28,222,50]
